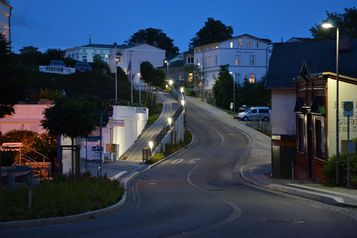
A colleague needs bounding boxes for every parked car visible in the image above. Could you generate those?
[236,106,270,121]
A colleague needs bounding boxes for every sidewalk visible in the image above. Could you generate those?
[187,96,357,209]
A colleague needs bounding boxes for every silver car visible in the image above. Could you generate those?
[237,106,270,121]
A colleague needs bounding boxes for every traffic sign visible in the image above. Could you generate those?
[343,101,354,117]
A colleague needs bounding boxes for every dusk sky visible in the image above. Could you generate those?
[10,0,356,53]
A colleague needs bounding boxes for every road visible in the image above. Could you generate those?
[2,98,357,238]
[122,90,179,161]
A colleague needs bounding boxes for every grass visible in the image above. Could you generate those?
[146,104,163,127]
[0,175,123,222]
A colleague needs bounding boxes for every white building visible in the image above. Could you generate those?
[65,43,166,85]
[0,0,12,42]
[194,34,272,94]
[64,43,117,64]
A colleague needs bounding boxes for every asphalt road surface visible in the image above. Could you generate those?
[2,99,357,238]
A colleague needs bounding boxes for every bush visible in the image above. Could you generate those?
[146,153,165,165]
[0,151,16,166]
[323,153,357,187]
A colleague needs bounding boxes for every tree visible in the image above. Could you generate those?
[140,61,165,88]
[189,18,233,50]
[42,98,97,175]
[310,7,357,39]
[236,78,270,108]
[18,46,42,66]
[0,34,24,118]
[92,54,109,73]
[127,28,179,58]
[213,65,234,109]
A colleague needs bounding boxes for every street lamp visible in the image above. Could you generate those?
[322,21,340,184]
[115,57,119,102]
[180,87,184,94]
[164,60,169,78]
[181,99,185,107]
[168,117,172,127]
[229,72,236,112]
[148,141,154,152]
[168,79,174,87]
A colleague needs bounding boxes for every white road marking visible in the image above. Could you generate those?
[187,158,202,164]
[110,171,127,181]
[171,159,184,164]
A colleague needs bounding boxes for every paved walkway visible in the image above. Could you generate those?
[186,96,357,209]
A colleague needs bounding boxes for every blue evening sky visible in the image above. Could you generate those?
[10,0,356,53]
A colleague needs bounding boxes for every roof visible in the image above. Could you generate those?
[234,34,272,43]
[0,0,12,8]
[266,39,357,89]
[81,43,128,49]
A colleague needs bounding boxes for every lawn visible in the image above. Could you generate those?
[0,176,123,222]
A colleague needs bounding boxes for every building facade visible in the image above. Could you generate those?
[266,39,357,180]
[295,72,357,182]
[194,34,271,95]
[0,0,12,42]
[65,43,165,85]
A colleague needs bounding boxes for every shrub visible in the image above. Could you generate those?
[146,153,165,165]
[323,153,357,187]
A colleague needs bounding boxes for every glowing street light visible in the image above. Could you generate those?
[168,79,174,87]
[180,87,184,93]
[181,99,185,107]
[168,117,172,126]
[148,141,154,152]
[321,21,340,185]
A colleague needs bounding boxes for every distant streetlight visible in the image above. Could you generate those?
[148,141,154,152]
[181,99,185,107]
[115,56,119,102]
[180,87,184,94]
[229,71,236,112]
[164,60,170,78]
[322,21,340,185]
[168,79,174,87]
[168,117,172,126]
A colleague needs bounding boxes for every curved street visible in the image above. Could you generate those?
[1,98,357,238]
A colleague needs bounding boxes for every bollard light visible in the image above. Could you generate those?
[148,141,154,151]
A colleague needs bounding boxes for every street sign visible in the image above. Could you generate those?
[343,101,354,117]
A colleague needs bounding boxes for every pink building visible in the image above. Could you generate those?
[0,104,52,134]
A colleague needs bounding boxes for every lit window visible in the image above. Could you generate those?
[215,45,219,49]
[235,55,241,66]
[249,55,255,66]
[249,73,255,84]
[238,39,243,48]
[230,41,234,48]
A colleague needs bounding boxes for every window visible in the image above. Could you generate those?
[215,55,219,66]
[298,116,305,152]
[246,39,252,48]
[315,118,325,159]
[238,39,243,48]
[250,109,257,114]
[249,55,255,66]
[230,41,234,48]
[235,55,242,66]
[259,109,269,113]
[249,73,255,84]
[82,55,87,62]
[256,42,259,48]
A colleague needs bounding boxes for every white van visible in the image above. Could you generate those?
[237,106,270,121]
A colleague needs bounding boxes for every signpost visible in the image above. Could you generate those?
[343,101,354,188]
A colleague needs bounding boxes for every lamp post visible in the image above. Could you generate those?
[164,60,169,78]
[230,72,236,112]
[148,141,154,154]
[115,58,119,102]
[322,22,340,185]
[168,79,174,87]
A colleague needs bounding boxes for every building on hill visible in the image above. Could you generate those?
[193,34,272,98]
[0,0,12,43]
[65,43,165,85]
